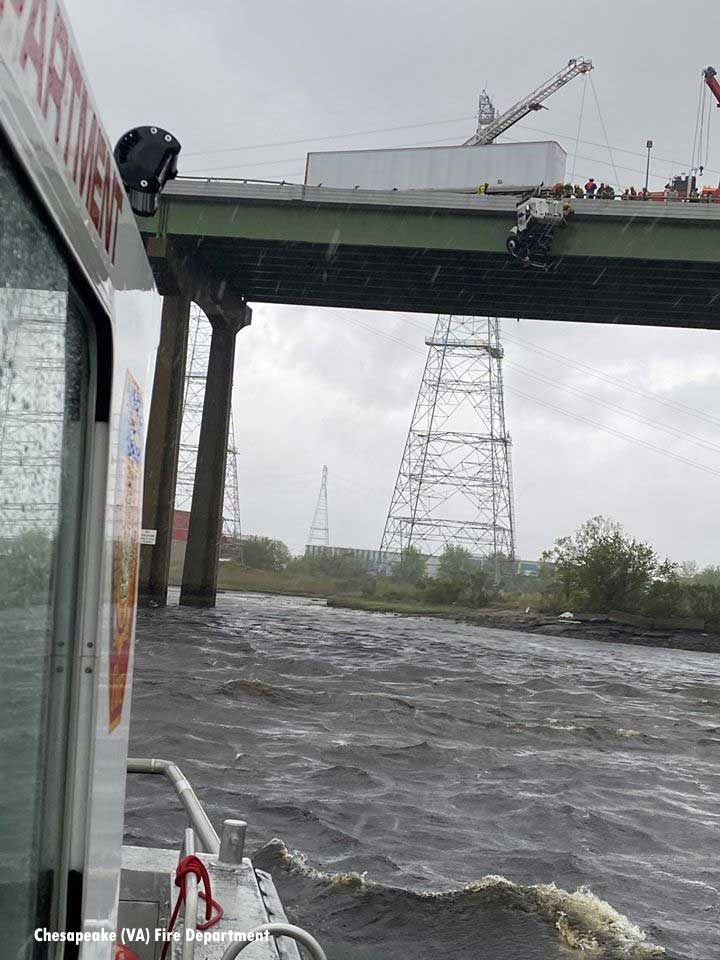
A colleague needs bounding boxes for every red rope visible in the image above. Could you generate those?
[160,854,224,960]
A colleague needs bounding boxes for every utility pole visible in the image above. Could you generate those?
[307,465,330,547]
[645,140,653,192]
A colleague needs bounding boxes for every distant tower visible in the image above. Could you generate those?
[380,315,515,573]
[307,465,330,547]
[176,305,243,554]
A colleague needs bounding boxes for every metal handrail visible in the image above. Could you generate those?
[176,175,298,187]
[127,757,220,854]
[220,923,328,960]
[127,760,327,959]
[181,828,198,960]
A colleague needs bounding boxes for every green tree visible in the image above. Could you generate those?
[240,537,291,571]
[421,577,462,605]
[485,551,518,583]
[458,569,493,607]
[394,546,427,583]
[438,544,473,580]
[691,565,720,586]
[420,568,492,608]
[543,516,674,612]
[417,544,494,609]
[289,553,366,579]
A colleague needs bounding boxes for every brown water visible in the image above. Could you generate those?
[126,591,720,959]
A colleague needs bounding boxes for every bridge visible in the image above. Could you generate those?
[138,179,720,607]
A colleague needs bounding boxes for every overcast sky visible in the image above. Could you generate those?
[67,0,720,564]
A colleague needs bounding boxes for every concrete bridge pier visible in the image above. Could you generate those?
[139,235,251,608]
[179,305,252,607]
[139,294,191,606]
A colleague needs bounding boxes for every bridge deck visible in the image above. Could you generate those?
[142,180,720,327]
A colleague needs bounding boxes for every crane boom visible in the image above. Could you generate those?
[704,66,720,106]
[465,57,593,146]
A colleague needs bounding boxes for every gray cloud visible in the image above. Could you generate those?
[66,0,720,563]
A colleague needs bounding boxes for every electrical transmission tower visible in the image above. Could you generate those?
[380,315,515,572]
[307,465,330,547]
[176,305,243,554]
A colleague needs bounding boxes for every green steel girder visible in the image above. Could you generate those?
[144,196,720,263]
[139,191,720,328]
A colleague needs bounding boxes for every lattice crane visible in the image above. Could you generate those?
[465,57,593,146]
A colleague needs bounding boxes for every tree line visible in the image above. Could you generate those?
[230,518,720,625]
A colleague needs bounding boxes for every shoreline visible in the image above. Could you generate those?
[326,596,720,655]
[170,579,720,655]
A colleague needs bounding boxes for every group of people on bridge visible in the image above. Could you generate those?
[550,178,718,202]
[473,178,719,202]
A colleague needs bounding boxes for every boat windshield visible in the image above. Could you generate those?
[0,143,91,958]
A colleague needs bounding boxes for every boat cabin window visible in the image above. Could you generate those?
[0,143,92,956]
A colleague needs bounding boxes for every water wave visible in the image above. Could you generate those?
[253,839,666,959]
[218,676,325,706]
[130,593,718,958]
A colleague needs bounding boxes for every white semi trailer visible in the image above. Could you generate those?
[304,141,567,192]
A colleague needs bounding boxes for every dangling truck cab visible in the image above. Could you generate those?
[0,3,325,958]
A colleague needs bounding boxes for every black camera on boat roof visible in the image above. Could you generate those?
[114,126,181,217]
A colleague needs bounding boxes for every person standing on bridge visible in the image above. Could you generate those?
[585,178,597,198]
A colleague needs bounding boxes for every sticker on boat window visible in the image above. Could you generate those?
[109,371,144,732]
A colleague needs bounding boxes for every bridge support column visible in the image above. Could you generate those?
[179,306,252,607]
[139,294,191,606]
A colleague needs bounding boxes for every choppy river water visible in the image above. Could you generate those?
[126,592,720,959]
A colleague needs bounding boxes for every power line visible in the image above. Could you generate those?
[185,137,672,183]
[506,359,720,458]
[588,73,621,187]
[506,385,720,480]
[570,73,588,183]
[183,132,467,176]
[185,109,708,174]
[333,310,426,355]
[327,309,720,479]
[508,119,720,178]
[183,114,476,159]
[185,143,680,186]
[393,311,720,433]
[182,107,720,183]
[393,310,720,435]
[342,308,720,431]
[501,331,720,431]
[691,73,708,176]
